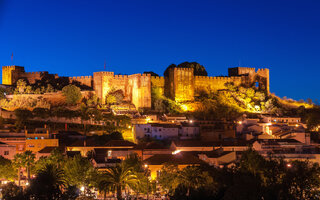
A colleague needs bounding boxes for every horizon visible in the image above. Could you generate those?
[1,0,319,102]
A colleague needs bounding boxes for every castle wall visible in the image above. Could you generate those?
[194,76,243,94]
[93,72,151,109]
[3,65,269,108]
[2,66,25,85]
[22,72,47,84]
[151,76,165,95]
[165,68,194,101]
[69,76,93,88]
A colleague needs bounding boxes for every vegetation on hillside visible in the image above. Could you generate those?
[2,149,320,199]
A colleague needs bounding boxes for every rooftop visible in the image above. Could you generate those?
[144,152,205,165]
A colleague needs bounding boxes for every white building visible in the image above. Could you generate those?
[134,122,200,140]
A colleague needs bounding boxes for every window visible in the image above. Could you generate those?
[159,129,162,132]
[4,151,9,155]
[108,150,112,157]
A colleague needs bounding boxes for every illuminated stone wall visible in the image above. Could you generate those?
[93,72,152,109]
[165,67,194,101]
[228,67,270,93]
[151,76,164,95]
[3,65,269,108]
[194,76,243,95]
[69,76,93,87]
[2,66,25,85]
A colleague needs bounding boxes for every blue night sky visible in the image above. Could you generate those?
[0,0,319,101]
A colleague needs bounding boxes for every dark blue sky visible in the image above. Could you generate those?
[0,0,319,101]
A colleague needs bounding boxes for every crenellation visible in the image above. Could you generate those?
[2,64,269,108]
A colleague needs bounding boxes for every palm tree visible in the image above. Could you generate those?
[177,166,207,197]
[13,153,24,186]
[102,163,138,200]
[21,150,36,182]
[29,163,67,199]
[97,174,112,200]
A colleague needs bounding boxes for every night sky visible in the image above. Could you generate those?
[0,0,319,101]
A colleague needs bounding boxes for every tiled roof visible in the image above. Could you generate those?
[172,140,214,147]
[134,142,169,150]
[38,146,65,153]
[144,152,205,165]
[68,139,136,147]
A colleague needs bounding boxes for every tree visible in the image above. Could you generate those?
[64,155,96,188]
[34,148,65,172]
[27,163,67,200]
[282,160,320,199]
[62,85,82,105]
[20,151,36,182]
[0,156,17,181]
[12,153,24,186]
[0,87,7,99]
[176,166,209,197]
[157,164,180,195]
[101,162,138,200]
[14,109,33,130]
[15,79,27,94]
[0,182,23,200]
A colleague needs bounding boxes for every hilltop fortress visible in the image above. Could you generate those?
[2,65,269,109]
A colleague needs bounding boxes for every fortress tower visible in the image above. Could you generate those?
[165,67,194,101]
[2,66,25,85]
[228,67,270,93]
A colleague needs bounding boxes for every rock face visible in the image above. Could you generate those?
[2,64,269,109]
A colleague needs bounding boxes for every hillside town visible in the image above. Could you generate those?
[0,63,320,199]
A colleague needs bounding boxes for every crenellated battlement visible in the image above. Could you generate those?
[69,76,92,80]
[24,71,47,75]
[2,64,269,107]
[173,67,194,72]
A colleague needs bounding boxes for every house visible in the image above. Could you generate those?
[0,141,16,159]
[134,142,172,160]
[197,149,237,167]
[37,146,65,159]
[143,152,206,179]
[133,122,200,140]
[66,139,136,157]
[170,140,214,152]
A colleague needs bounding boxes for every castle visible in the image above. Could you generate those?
[2,65,269,109]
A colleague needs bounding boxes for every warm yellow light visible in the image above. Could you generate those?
[295,124,299,127]
[26,182,29,186]
[146,118,150,123]
[80,186,85,192]
[128,125,131,129]
[3,181,8,184]
[181,104,189,111]
[144,164,148,168]
[189,120,193,123]
[266,123,272,126]
[238,121,242,125]
[172,150,181,155]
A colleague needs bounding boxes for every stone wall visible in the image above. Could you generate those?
[3,65,269,108]
[165,67,194,101]
[151,76,165,95]
[93,72,152,109]
[194,76,243,95]
[69,76,93,88]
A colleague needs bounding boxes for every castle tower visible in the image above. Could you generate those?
[228,67,270,94]
[165,67,194,101]
[2,66,25,85]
